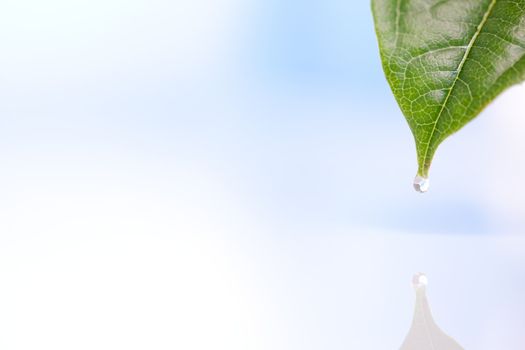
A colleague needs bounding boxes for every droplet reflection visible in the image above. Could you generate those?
[400,273,464,350]
[412,272,428,290]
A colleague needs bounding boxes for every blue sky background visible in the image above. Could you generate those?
[1,0,525,349]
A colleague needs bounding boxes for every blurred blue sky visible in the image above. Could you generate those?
[0,0,498,236]
[246,0,384,91]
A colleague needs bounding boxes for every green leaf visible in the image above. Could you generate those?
[372,0,525,183]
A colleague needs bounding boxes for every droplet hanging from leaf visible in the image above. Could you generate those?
[372,0,525,191]
[413,175,430,193]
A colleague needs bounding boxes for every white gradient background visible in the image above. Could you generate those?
[1,0,525,349]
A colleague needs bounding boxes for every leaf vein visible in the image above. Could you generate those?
[419,0,498,173]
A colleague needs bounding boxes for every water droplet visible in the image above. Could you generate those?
[412,272,428,290]
[413,175,430,193]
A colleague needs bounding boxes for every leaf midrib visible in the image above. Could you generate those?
[419,0,498,174]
